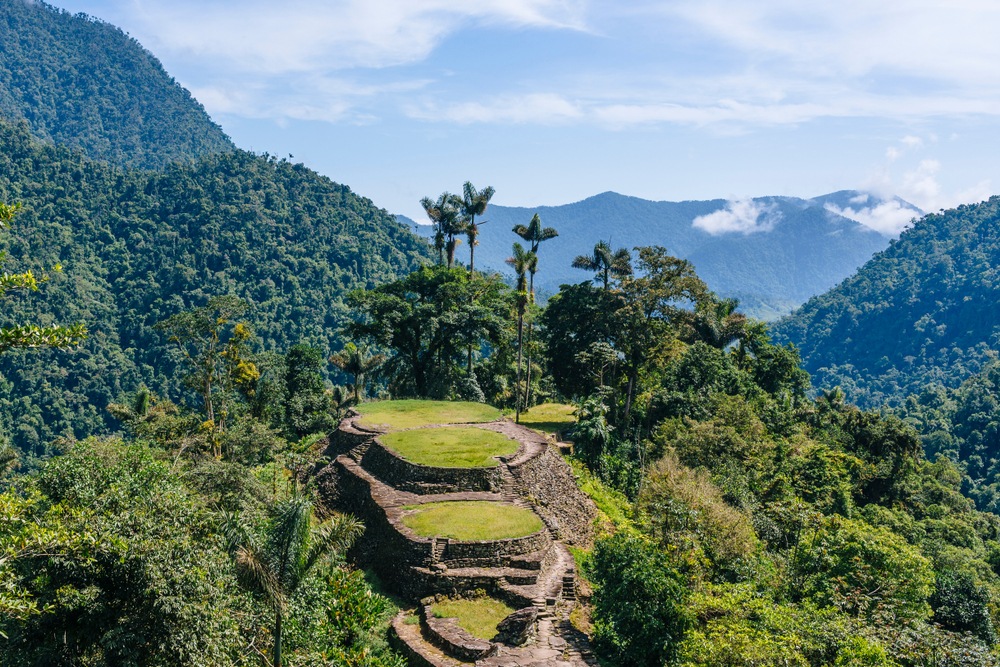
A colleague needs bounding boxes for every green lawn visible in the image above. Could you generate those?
[432,597,515,640]
[402,501,544,541]
[518,403,576,436]
[356,400,501,430]
[380,427,519,468]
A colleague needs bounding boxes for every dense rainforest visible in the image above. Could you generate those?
[0,0,233,169]
[0,118,430,458]
[771,197,1000,409]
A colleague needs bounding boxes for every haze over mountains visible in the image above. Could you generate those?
[406,191,921,320]
[772,196,1000,409]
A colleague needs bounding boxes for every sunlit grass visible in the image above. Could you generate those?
[519,403,576,436]
[402,500,544,541]
[432,597,515,640]
[356,400,501,430]
[380,426,519,468]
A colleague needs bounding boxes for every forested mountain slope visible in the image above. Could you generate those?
[0,0,232,168]
[0,119,431,454]
[407,191,908,319]
[772,197,1000,409]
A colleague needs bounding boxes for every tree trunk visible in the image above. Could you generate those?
[514,310,524,423]
[524,271,536,408]
[273,610,283,667]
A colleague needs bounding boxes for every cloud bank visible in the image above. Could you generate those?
[693,199,781,235]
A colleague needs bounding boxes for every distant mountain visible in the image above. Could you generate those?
[404,191,917,320]
[771,196,1000,409]
[0,119,431,454]
[0,0,233,168]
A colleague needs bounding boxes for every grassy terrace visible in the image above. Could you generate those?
[432,597,515,640]
[518,403,576,436]
[380,427,519,468]
[356,400,501,430]
[402,501,544,541]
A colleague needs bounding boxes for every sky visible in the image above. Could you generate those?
[49,0,1000,234]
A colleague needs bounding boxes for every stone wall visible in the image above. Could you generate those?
[361,440,505,494]
[509,446,596,547]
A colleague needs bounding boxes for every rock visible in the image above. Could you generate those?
[493,606,538,646]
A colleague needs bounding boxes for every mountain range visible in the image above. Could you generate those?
[404,191,920,320]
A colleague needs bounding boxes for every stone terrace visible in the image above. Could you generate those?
[319,403,599,667]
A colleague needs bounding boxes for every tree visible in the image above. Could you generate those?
[571,240,632,290]
[513,213,558,406]
[330,342,386,403]
[507,243,534,422]
[420,192,466,268]
[690,296,748,349]
[225,490,364,667]
[155,295,260,445]
[346,266,510,398]
[591,534,691,667]
[0,202,86,354]
[283,344,338,438]
[460,181,495,274]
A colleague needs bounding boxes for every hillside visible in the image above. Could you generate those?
[0,0,232,168]
[0,119,431,454]
[771,196,1000,409]
[406,191,911,319]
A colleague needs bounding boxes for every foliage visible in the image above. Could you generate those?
[0,118,430,456]
[590,534,691,667]
[772,197,1000,409]
[346,266,511,399]
[0,0,232,169]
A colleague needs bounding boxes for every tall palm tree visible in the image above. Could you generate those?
[461,182,495,275]
[420,193,448,265]
[330,342,386,403]
[513,214,558,407]
[571,240,632,290]
[225,491,364,667]
[506,242,534,423]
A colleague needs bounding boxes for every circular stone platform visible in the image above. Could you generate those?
[402,500,544,541]
[380,426,519,468]
[356,399,501,430]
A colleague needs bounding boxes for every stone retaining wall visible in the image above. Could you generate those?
[421,602,497,662]
[509,446,596,547]
[362,439,505,494]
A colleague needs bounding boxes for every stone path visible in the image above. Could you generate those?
[325,412,598,666]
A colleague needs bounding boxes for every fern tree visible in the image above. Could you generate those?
[225,491,364,667]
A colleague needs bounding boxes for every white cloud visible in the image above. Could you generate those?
[115,0,588,73]
[405,93,583,124]
[692,199,780,235]
[825,200,919,236]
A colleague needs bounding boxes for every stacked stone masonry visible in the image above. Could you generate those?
[321,409,599,666]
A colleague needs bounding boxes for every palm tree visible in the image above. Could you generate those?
[572,240,632,290]
[513,214,558,407]
[225,491,364,667]
[420,192,465,267]
[330,342,386,403]
[506,242,535,423]
[461,182,495,274]
[692,297,748,349]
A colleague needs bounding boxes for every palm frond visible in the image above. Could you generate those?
[303,513,364,574]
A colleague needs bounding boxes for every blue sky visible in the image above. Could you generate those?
[50,0,1000,233]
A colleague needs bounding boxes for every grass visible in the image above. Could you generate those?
[356,399,501,430]
[431,597,514,640]
[380,426,519,468]
[402,500,544,541]
[565,457,637,537]
[518,403,576,436]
